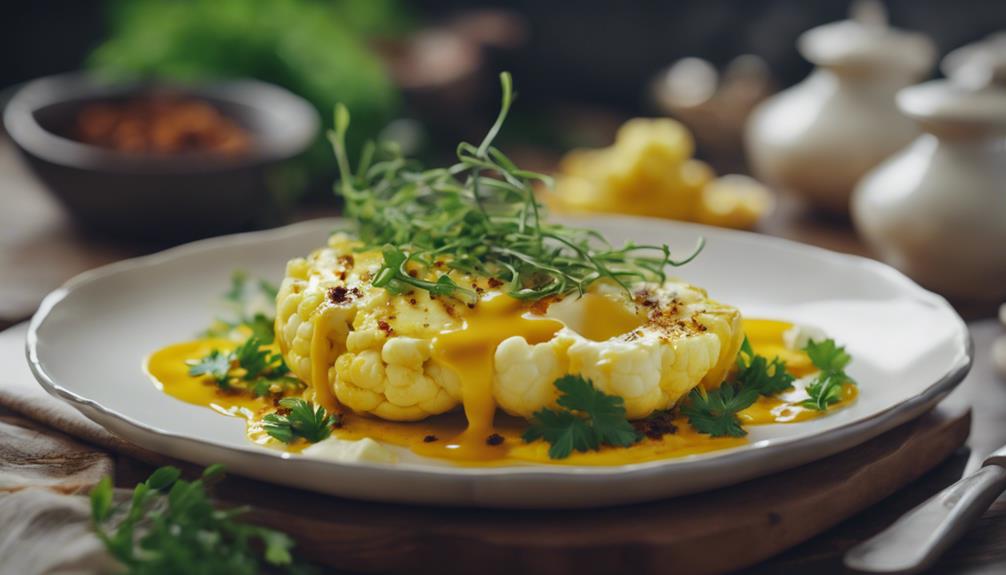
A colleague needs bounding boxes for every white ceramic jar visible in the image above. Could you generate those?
[745,2,935,214]
[852,45,1006,302]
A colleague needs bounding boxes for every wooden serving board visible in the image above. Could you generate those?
[179,405,969,575]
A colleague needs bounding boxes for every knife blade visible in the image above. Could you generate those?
[845,444,1006,574]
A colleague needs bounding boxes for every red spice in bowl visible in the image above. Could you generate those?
[75,96,251,156]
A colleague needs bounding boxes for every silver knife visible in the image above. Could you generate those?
[845,445,1006,574]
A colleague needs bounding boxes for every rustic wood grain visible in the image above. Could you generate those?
[163,406,969,575]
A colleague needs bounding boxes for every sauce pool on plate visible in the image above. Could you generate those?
[145,318,855,466]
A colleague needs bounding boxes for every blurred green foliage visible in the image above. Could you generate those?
[89,0,410,199]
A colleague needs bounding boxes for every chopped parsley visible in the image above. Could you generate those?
[734,336,795,396]
[185,349,232,386]
[522,375,640,459]
[682,337,795,438]
[681,382,758,438]
[186,336,302,397]
[203,271,279,342]
[683,336,857,436]
[89,464,313,574]
[263,398,339,444]
[801,338,856,411]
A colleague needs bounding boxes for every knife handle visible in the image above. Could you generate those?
[845,464,1006,574]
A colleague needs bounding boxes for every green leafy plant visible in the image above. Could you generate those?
[202,271,279,343]
[263,398,339,444]
[522,375,640,459]
[680,382,758,438]
[90,465,313,574]
[734,337,795,397]
[330,72,704,304]
[801,338,856,411]
[682,337,795,438]
[187,336,302,397]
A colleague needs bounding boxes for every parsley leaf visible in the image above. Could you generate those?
[234,336,271,379]
[801,338,856,411]
[805,338,852,374]
[522,408,596,459]
[203,271,279,343]
[247,312,276,344]
[187,337,303,397]
[263,398,339,444]
[734,336,795,396]
[683,337,793,437]
[803,372,848,411]
[186,349,232,387]
[522,375,640,459]
[89,465,312,574]
[680,383,759,437]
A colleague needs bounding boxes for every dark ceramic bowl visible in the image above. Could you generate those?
[3,73,319,241]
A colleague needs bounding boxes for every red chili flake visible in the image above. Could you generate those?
[409,298,418,305]
[328,286,350,304]
[423,435,438,443]
[487,277,504,288]
[486,433,505,446]
[377,320,394,335]
[350,287,362,298]
[407,269,418,278]
[338,254,355,267]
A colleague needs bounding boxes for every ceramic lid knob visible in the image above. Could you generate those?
[797,0,935,76]
[898,36,1006,134]
[942,33,1006,89]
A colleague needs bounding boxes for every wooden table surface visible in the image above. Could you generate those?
[2,134,1005,574]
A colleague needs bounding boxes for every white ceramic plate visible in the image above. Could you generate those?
[27,217,971,508]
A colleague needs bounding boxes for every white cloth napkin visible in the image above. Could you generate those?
[0,324,120,574]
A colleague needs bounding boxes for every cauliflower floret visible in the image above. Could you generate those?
[493,333,573,418]
[276,238,743,423]
[335,335,461,421]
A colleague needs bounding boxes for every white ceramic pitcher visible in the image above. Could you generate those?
[852,37,1006,302]
[745,1,935,214]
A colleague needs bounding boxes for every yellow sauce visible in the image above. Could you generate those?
[309,310,339,411]
[415,293,562,461]
[145,339,270,419]
[572,292,645,341]
[145,316,856,466]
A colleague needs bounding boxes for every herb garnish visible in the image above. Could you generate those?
[522,375,640,459]
[187,336,303,397]
[203,270,278,342]
[734,336,795,396]
[681,382,757,438]
[263,398,339,444]
[329,72,704,304]
[683,336,856,436]
[682,336,794,437]
[90,464,312,574]
[801,338,856,411]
